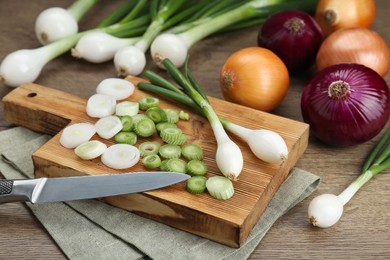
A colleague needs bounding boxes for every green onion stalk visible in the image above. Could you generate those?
[161,59,244,181]
[150,0,319,68]
[0,3,150,87]
[308,127,390,228]
[138,64,289,165]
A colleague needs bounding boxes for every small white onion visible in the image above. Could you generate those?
[116,101,139,116]
[0,49,48,87]
[60,122,96,148]
[95,116,122,139]
[150,33,188,69]
[101,144,140,169]
[71,32,135,63]
[75,140,107,160]
[86,94,117,118]
[308,194,344,228]
[35,7,78,45]
[96,78,135,100]
[114,46,146,76]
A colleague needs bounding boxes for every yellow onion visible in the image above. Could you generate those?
[316,28,390,77]
[219,47,289,112]
[315,0,376,36]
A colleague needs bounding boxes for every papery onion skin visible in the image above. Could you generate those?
[219,47,289,112]
[258,10,323,74]
[301,63,390,147]
[315,0,376,36]
[316,28,390,77]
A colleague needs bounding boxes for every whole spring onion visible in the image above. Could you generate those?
[316,28,390,77]
[308,127,390,228]
[0,8,149,87]
[161,58,244,180]
[258,10,324,73]
[315,0,376,36]
[301,63,390,147]
[150,0,319,68]
[138,62,289,165]
[35,0,98,45]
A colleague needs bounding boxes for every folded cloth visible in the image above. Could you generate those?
[0,127,320,260]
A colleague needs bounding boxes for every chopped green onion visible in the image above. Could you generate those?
[159,144,181,159]
[133,117,156,137]
[163,108,180,123]
[156,122,177,133]
[164,158,187,173]
[75,140,107,160]
[138,141,161,157]
[145,107,168,123]
[179,110,189,121]
[114,131,137,145]
[116,101,139,117]
[186,176,207,194]
[142,154,162,169]
[119,116,134,131]
[139,96,160,110]
[206,176,234,200]
[186,160,208,176]
[181,143,204,161]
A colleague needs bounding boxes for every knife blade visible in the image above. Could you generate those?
[0,172,189,204]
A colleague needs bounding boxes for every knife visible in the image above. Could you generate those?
[0,172,189,204]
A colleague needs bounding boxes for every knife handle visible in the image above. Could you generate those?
[0,179,37,204]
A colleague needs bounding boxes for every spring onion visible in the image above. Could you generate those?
[86,94,116,118]
[308,128,390,228]
[96,78,135,100]
[35,0,98,45]
[164,158,187,173]
[113,0,189,76]
[116,101,139,117]
[186,160,208,176]
[181,143,204,161]
[206,176,234,200]
[114,131,137,145]
[150,0,319,68]
[186,176,207,194]
[138,141,161,157]
[133,117,156,137]
[95,115,123,139]
[59,122,96,149]
[142,154,162,169]
[74,140,107,160]
[139,96,159,110]
[159,144,182,159]
[162,59,243,180]
[101,144,140,170]
[118,115,134,131]
[0,7,149,87]
[138,66,289,165]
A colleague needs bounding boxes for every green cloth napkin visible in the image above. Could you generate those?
[0,127,320,260]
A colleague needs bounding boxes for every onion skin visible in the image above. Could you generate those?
[258,10,323,74]
[316,28,390,77]
[315,0,376,36]
[301,63,390,147]
[219,47,289,112]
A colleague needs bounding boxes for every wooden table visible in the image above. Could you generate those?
[1,1,389,259]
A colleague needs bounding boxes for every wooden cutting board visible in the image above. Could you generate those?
[2,76,309,248]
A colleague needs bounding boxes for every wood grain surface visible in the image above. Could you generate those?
[1,0,390,259]
[2,79,308,247]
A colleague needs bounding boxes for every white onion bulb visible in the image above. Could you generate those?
[35,7,78,45]
[114,46,146,76]
[150,33,188,69]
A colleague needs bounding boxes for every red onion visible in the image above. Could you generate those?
[258,10,323,74]
[301,63,390,147]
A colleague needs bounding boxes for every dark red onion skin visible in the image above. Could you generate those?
[258,10,323,74]
[301,63,390,147]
